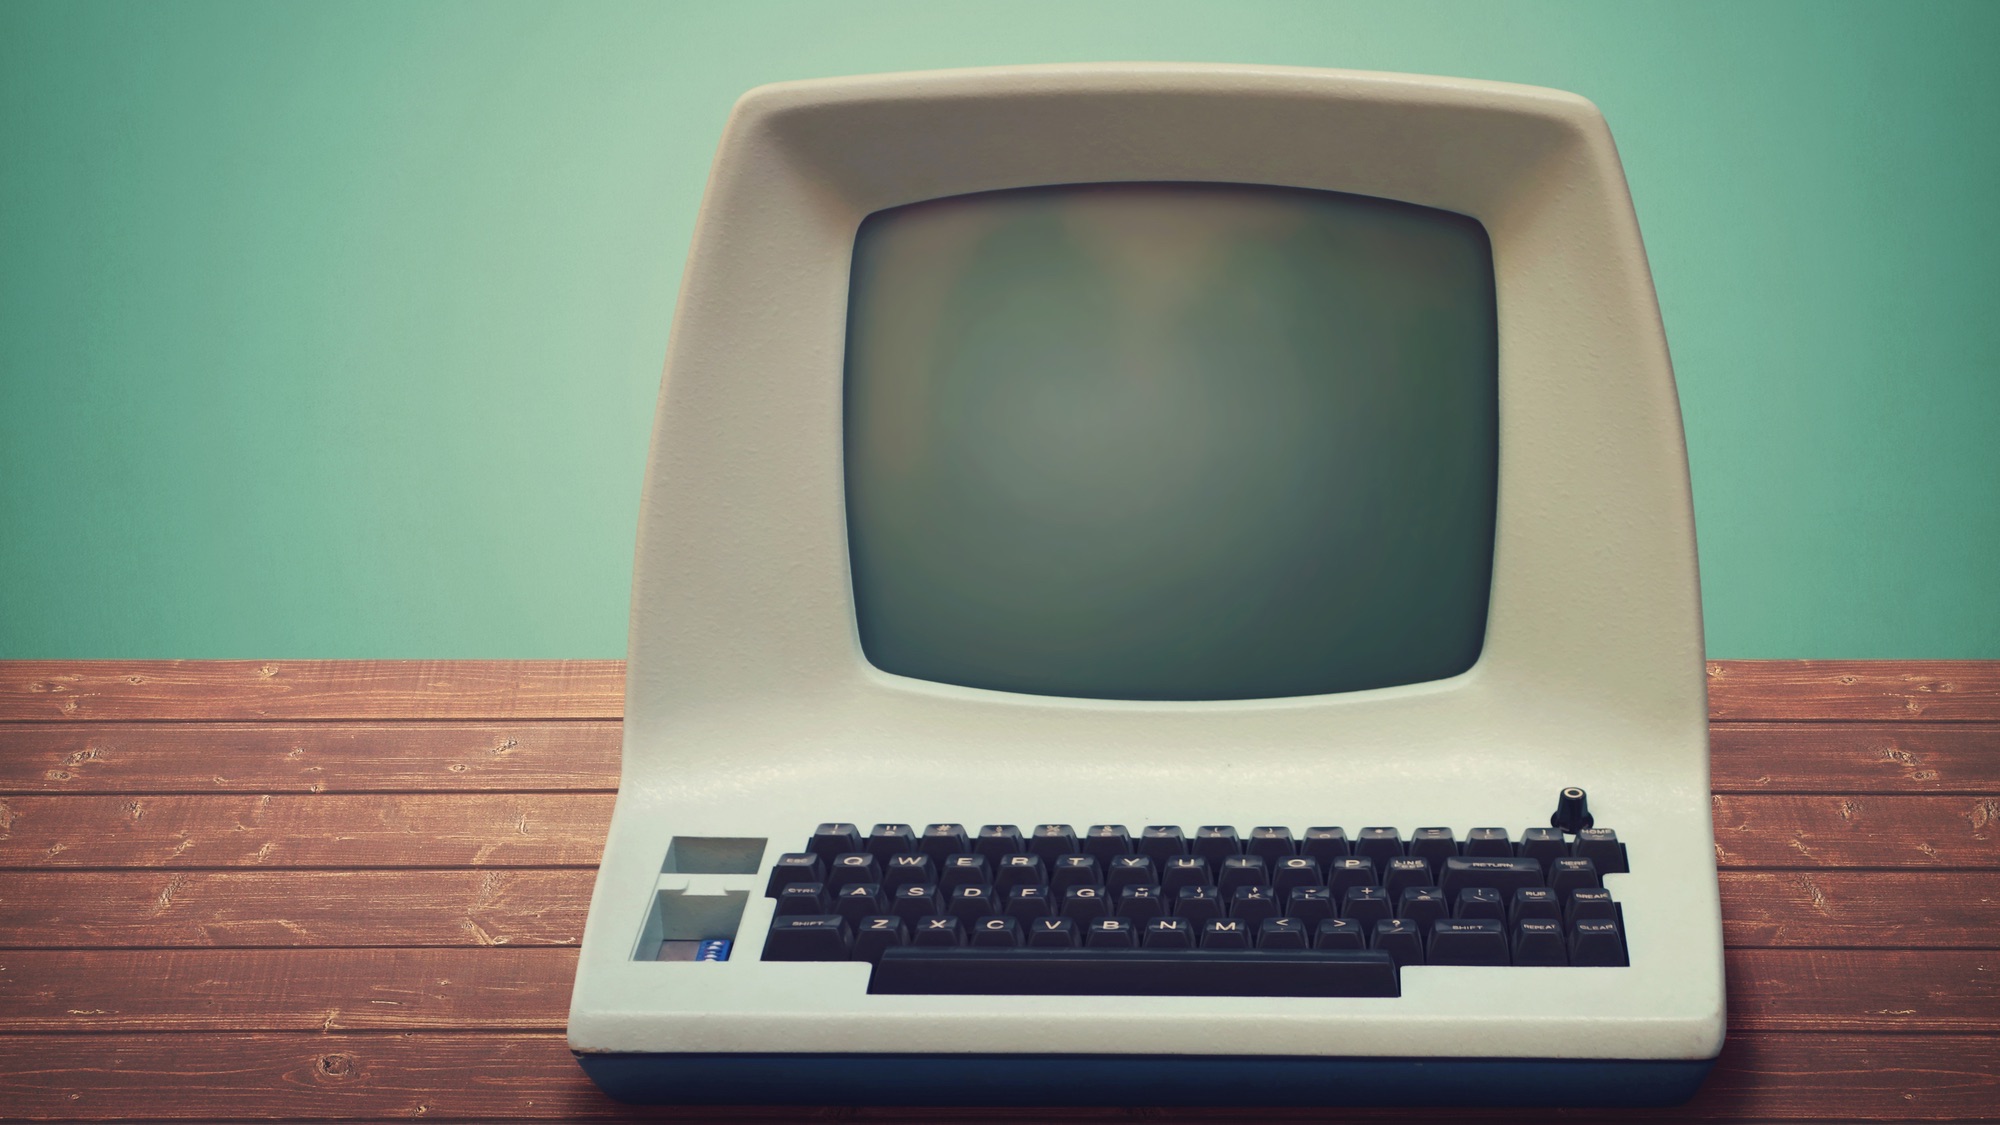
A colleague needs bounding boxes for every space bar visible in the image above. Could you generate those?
[869,947,1400,997]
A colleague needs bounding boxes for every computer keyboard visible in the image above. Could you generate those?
[758,820,1630,996]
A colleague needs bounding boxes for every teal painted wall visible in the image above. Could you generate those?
[2,0,1995,659]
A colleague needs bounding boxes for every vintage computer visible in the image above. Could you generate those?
[568,64,1723,1105]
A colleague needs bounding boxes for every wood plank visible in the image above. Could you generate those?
[0,660,624,722]
[0,870,591,948]
[1713,795,2000,869]
[0,721,621,794]
[1712,723,2000,793]
[0,793,612,868]
[1707,660,2000,723]
[0,1031,1992,1120]
[1,947,1988,1035]
[1719,871,2000,948]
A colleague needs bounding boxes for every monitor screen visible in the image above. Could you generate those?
[842,182,1497,701]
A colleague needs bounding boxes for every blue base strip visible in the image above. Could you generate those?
[574,1050,1719,1106]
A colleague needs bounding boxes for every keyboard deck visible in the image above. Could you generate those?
[757,822,1630,996]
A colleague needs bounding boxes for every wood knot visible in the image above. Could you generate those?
[317,1053,356,1079]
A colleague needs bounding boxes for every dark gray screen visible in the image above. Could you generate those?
[843,182,1497,701]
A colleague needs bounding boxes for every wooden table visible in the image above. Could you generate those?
[0,659,1995,1122]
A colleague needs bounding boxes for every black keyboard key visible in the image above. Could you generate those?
[976,824,1024,859]
[1247,826,1296,861]
[1259,917,1310,950]
[1061,884,1111,921]
[834,883,884,924]
[763,915,849,961]
[1107,855,1156,890]
[1384,856,1433,896]
[869,947,1401,997]
[1288,886,1335,922]
[1193,825,1241,866]
[1272,855,1322,892]
[1050,854,1100,890]
[765,853,822,897]
[1357,827,1404,868]
[882,852,932,891]
[1145,917,1196,950]
[1327,856,1378,892]
[1117,884,1166,921]
[1518,826,1566,868]
[1139,825,1187,862]
[1029,823,1077,859]
[851,915,905,962]
[1429,919,1509,965]
[1570,918,1629,966]
[992,853,1044,891]
[947,884,995,924]
[1230,885,1280,923]
[1302,827,1350,860]
[890,884,939,925]
[938,854,989,891]
[867,823,917,858]
[911,915,962,947]
[1409,827,1458,870]
[1548,857,1601,897]
[921,823,969,860]
[1086,917,1136,948]
[1454,886,1505,921]
[1341,886,1392,925]
[1566,887,1620,926]
[1464,827,1512,857]
[1397,886,1449,929]
[1004,885,1052,922]
[1162,855,1212,890]
[1025,916,1075,948]
[1511,886,1562,924]
[1513,918,1567,966]
[969,915,1021,947]
[1372,918,1424,966]
[1174,885,1224,922]
[809,823,862,863]
[1439,857,1546,899]
[828,851,882,892]
[1083,824,1132,861]
[775,882,828,916]
[1574,828,1629,874]
[1201,917,1253,949]
[1315,918,1365,950]
[1218,855,1267,891]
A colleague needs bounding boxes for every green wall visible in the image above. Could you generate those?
[2,0,1995,659]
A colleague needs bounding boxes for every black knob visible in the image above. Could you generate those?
[1551,787,1594,835]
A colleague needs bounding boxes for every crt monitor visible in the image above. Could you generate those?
[569,65,1721,1107]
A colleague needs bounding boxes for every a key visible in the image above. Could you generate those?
[1302,827,1350,861]
[969,915,1021,948]
[1569,918,1629,966]
[911,915,963,947]
[976,824,1025,859]
[1287,886,1335,922]
[1030,824,1078,860]
[1086,917,1136,949]
[1439,856,1546,899]
[1193,825,1241,866]
[890,883,939,925]
[775,882,829,916]
[1174,885,1224,922]
[834,883,884,924]
[765,852,823,897]
[1356,827,1404,869]
[1107,855,1156,891]
[1327,856,1378,893]
[1082,825,1132,861]
[850,915,905,962]
[946,884,993,924]
[1139,825,1187,862]
[1548,857,1601,897]
[867,823,917,858]
[1384,856,1433,896]
[1573,828,1629,874]
[1026,916,1076,948]
[1272,855,1322,893]
[1218,855,1267,891]
[920,823,970,860]
[1566,887,1620,926]
[1512,918,1567,966]
[1117,884,1166,921]
[1517,827,1567,869]
[1372,918,1424,966]
[1463,827,1512,857]
[762,915,849,961]
[1315,918,1365,950]
[1061,884,1111,921]
[809,824,863,863]
[1004,884,1052,922]
[1050,854,1101,891]
[827,851,882,892]
[1341,886,1392,925]
[1454,886,1505,922]
[1397,886,1449,929]
[1259,917,1309,950]
[1202,917,1253,949]
[1162,855,1212,891]
[1144,916,1195,950]
[1247,826,1296,861]
[882,852,933,891]
[938,854,990,891]
[1428,919,1509,965]
[1409,827,1458,871]
[1230,885,1280,923]
[992,853,1045,892]
[1511,886,1562,924]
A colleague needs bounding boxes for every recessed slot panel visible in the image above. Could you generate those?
[633,886,749,962]
[663,836,767,874]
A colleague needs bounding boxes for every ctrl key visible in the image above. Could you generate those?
[761,915,850,961]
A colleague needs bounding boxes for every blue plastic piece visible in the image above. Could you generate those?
[696,940,731,962]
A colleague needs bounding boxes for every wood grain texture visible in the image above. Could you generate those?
[0,870,591,949]
[0,793,612,868]
[1710,723,2000,793]
[0,1032,1993,1121]
[0,660,624,722]
[1706,661,2000,723]
[2,948,1988,1034]
[0,721,621,793]
[1712,795,2000,869]
[1718,871,2000,948]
